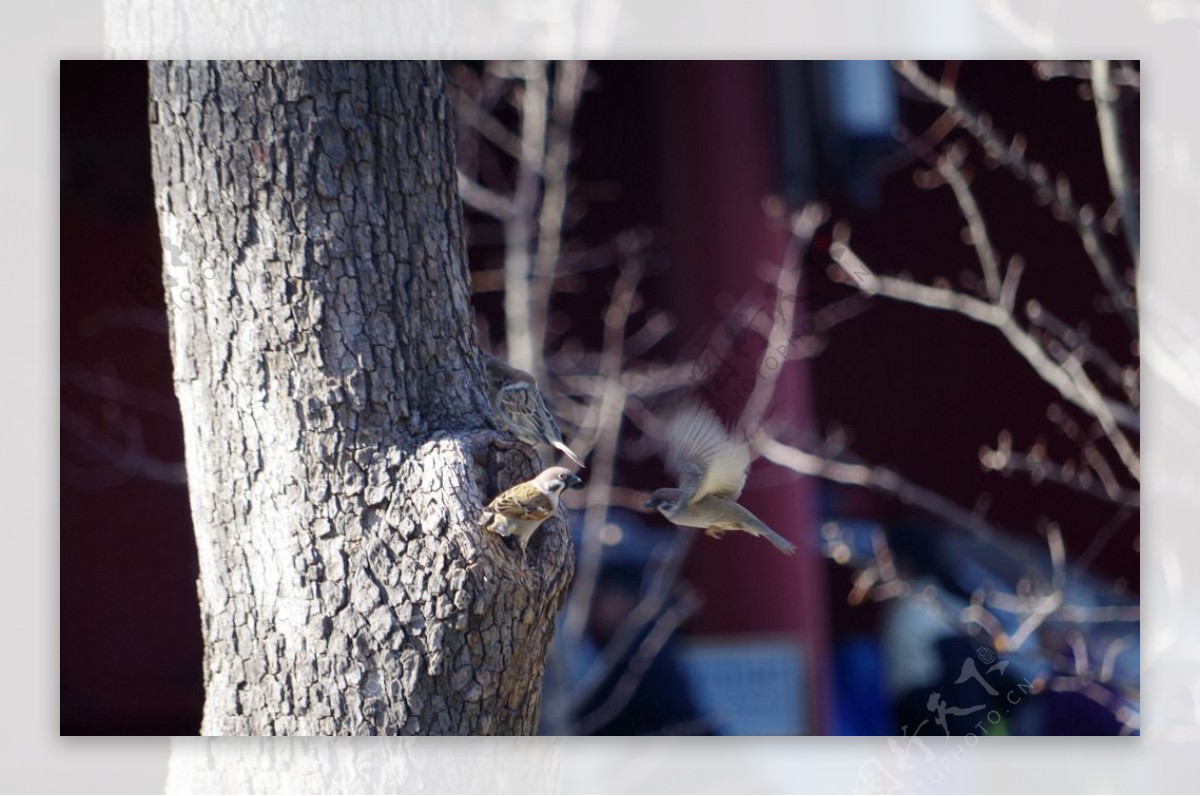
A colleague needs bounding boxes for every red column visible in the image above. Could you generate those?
[655,61,831,734]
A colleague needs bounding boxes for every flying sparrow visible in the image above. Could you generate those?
[644,401,796,554]
[484,354,585,467]
[480,465,584,559]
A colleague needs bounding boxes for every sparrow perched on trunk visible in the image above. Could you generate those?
[644,402,796,554]
[484,354,585,467]
[480,465,584,559]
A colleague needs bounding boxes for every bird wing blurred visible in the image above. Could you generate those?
[664,402,749,502]
[488,481,556,521]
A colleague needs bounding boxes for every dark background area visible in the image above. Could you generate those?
[60,60,1138,735]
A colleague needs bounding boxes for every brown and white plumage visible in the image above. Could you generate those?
[645,402,796,555]
[480,466,583,558]
[485,355,585,467]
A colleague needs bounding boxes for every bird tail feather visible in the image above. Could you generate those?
[757,525,797,555]
[742,513,796,555]
[554,441,585,468]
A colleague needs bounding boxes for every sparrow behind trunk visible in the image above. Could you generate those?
[484,355,585,467]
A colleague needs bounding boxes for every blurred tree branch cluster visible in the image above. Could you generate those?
[451,59,1140,734]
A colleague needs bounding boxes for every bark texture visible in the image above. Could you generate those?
[149,60,572,735]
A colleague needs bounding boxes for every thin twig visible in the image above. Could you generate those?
[977,590,1140,624]
[830,242,1140,481]
[937,149,1003,299]
[531,61,588,361]
[740,204,825,435]
[754,431,1024,561]
[961,601,1009,641]
[452,100,527,164]
[1075,506,1136,575]
[893,60,1137,335]
[1034,60,1140,89]
[563,261,644,643]
[1091,60,1140,265]
[573,587,701,735]
[503,61,550,376]
[567,530,695,715]
[63,366,181,417]
[1026,299,1131,398]
[980,445,1140,506]
[1099,635,1133,683]
[62,405,187,486]
[457,172,515,220]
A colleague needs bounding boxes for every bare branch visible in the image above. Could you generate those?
[562,260,644,643]
[63,366,180,417]
[456,171,515,220]
[1067,631,1090,675]
[567,531,695,717]
[1045,675,1139,735]
[830,242,1139,480]
[999,254,1024,314]
[1045,520,1066,593]
[1091,60,1140,264]
[961,600,1009,641]
[62,405,186,486]
[754,431,1018,555]
[573,587,702,735]
[461,58,1141,735]
[1026,299,1132,400]
[1099,635,1134,683]
[452,100,527,163]
[531,61,588,360]
[936,149,1003,299]
[77,306,169,336]
[980,434,1140,507]
[893,60,1138,335]
[1034,60,1140,89]
[1060,354,1140,478]
[623,310,675,360]
[1076,506,1137,575]
[975,589,1139,625]
[498,61,552,376]
[740,204,826,434]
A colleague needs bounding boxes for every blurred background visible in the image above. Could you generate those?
[61,59,1140,735]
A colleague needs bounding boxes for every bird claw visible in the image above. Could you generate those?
[704,528,725,539]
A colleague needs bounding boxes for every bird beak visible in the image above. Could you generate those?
[567,474,584,489]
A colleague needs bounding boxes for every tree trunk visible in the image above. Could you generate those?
[148,60,573,735]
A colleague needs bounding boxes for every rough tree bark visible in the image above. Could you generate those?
[148,60,573,735]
